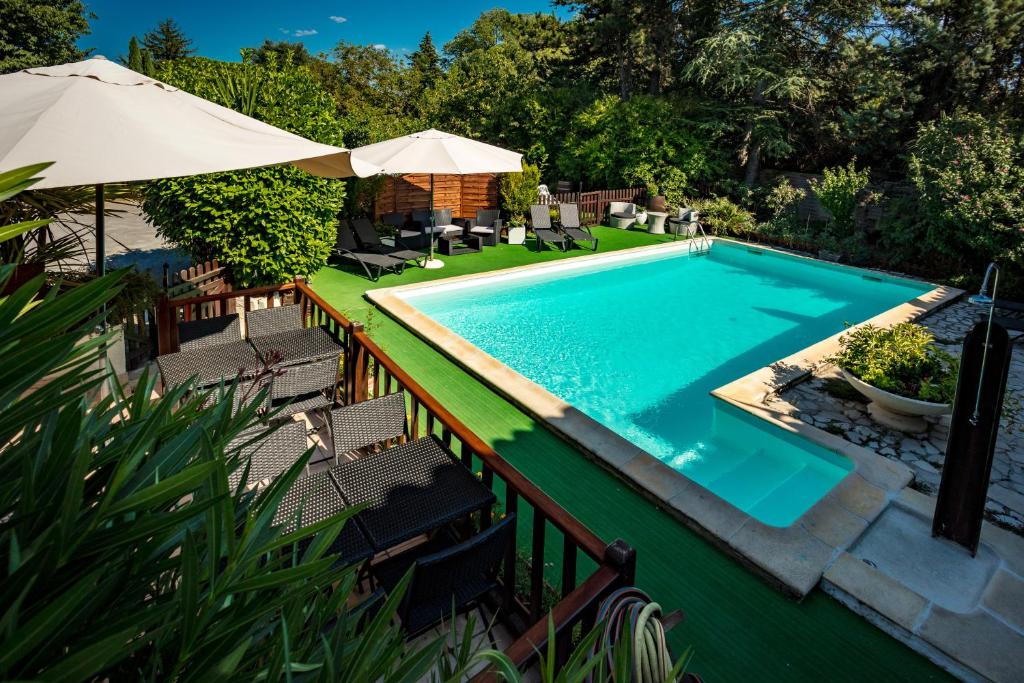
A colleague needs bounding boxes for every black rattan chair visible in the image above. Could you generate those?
[557,203,598,251]
[466,209,502,247]
[333,221,407,281]
[328,391,407,459]
[351,217,426,266]
[270,355,340,420]
[227,419,306,489]
[178,314,242,351]
[371,514,517,637]
[201,374,272,416]
[245,304,303,338]
[529,204,567,252]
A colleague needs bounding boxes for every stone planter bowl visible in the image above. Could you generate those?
[841,369,951,433]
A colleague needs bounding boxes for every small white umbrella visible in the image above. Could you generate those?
[350,129,523,268]
[0,57,379,274]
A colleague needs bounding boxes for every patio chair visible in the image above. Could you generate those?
[328,391,408,460]
[269,355,340,421]
[529,204,567,252]
[608,201,637,229]
[245,303,303,338]
[333,221,407,281]
[227,419,306,489]
[557,203,598,251]
[410,208,462,247]
[466,209,502,247]
[201,374,272,417]
[350,217,426,267]
[371,514,517,637]
[178,314,242,351]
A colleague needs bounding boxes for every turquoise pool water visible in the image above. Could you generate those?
[399,241,931,526]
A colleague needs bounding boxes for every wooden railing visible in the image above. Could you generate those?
[538,187,647,226]
[155,278,637,671]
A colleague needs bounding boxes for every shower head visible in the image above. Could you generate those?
[969,263,1000,306]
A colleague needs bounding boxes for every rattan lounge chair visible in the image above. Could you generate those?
[466,209,502,247]
[557,203,598,251]
[529,204,567,252]
[350,217,426,266]
[328,391,407,460]
[245,304,303,338]
[178,314,242,351]
[371,514,516,637]
[333,221,407,281]
[270,355,340,420]
[227,419,306,489]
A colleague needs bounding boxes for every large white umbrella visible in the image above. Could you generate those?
[0,57,379,275]
[350,129,523,268]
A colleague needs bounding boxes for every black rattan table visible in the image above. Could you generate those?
[274,470,375,567]
[156,341,263,391]
[249,326,344,367]
[328,435,496,551]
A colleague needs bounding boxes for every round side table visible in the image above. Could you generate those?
[646,211,668,234]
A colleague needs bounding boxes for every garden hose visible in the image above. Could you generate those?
[589,587,675,682]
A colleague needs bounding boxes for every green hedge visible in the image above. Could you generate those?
[143,57,346,287]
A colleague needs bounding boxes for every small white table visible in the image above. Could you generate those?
[506,225,527,245]
[647,211,668,234]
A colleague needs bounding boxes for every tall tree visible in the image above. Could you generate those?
[125,35,143,72]
[250,39,313,66]
[409,32,442,90]
[0,0,92,74]
[143,18,195,62]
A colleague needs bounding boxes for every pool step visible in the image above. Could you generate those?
[706,449,800,506]
[746,464,839,526]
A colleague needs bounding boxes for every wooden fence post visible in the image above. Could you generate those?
[155,294,172,356]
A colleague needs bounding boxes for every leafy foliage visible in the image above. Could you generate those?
[0,0,91,74]
[809,159,871,236]
[907,112,1024,271]
[142,18,195,62]
[829,323,959,403]
[142,57,345,287]
[690,196,756,238]
[499,163,540,226]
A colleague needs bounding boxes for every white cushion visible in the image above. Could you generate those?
[438,224,462,235]
[470,226,494,234]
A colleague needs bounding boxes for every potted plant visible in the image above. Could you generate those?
[828,322,959,432]
[500,163,539,245]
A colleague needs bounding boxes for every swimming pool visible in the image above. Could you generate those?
[384,240,932,526]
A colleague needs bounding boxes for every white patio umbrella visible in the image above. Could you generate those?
[350,129,523,268]
[0,57,380,275]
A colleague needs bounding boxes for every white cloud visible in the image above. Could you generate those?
[293,29,318,37]
[372,43,386,50]
[329,15,347,23]
[279,28,290,35]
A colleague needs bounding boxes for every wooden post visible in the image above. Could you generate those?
[155,294,172,356]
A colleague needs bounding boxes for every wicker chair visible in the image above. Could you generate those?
[329,391,407,459]
[270,356,340,420]
[246,304,303,338]
[466,209,502,247]
[227,419,306,489]
[178,314,242,351]
[371,514,517,637]
[529,205,567,252]
[608,201,637,229]
[201,374,272,416]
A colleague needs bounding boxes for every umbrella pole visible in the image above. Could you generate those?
[424,172,443,269]
[95,183,105,277]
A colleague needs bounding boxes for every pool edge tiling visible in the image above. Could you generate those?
[366,238,962,596]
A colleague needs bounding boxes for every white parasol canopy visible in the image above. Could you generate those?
[0,57,380,274]
[350,129,523,267]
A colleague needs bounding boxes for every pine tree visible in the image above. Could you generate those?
[126,36,143,72]
[142,18,195,62]
[409,32,442,89]
[141,49,155,76]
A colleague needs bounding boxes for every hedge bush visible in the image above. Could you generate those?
[143,57,346,287]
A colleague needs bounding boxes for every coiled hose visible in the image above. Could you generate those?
[589,587,674,682]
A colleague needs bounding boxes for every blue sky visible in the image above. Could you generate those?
[79,1,568,63]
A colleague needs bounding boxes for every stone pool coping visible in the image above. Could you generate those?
[366,237,960,597]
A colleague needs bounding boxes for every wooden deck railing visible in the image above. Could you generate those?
[155,278,637,671]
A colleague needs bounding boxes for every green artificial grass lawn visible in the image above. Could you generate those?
[311,228,952,682]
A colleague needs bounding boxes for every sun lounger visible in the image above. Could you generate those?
[351,217,426,266]
[333,221,407,281]
[529,205,567,252]
[557,203,598,251]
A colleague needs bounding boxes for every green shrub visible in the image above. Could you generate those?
[499,162,540,225]
[691,196,755,237]
[829,322,959,403]
[907,112,1024,270]
[143,57,346,287]
[809,159,870,236]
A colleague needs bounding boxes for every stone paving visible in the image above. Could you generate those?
[775,299,1024,535]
